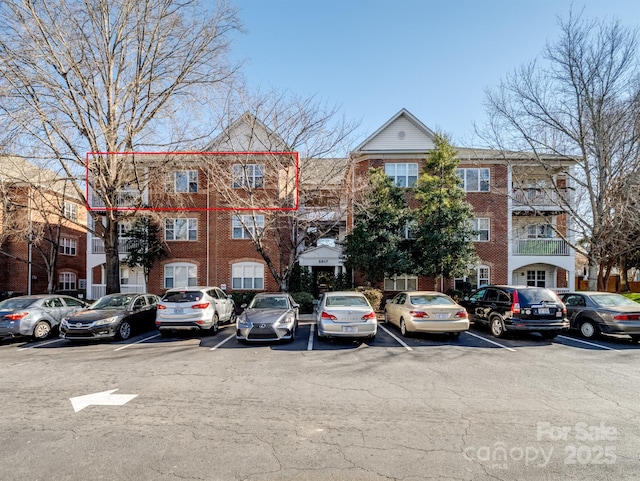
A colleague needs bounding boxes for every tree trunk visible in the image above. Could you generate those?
[619,255,629,292]
[104,216,121,295]
[587,260,599,291]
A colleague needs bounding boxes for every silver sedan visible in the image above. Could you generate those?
[316,291,377,340]
[236,293,299,342]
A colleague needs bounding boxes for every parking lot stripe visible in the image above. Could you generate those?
[557,335,620,352]
[464,331,517,351]
[378,325,413,351]
[307,323,314,351]
[18,338,63,350]
[210,333,235,351]
[114,333,161,351]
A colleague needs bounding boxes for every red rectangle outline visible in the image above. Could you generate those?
[85,151,299,212]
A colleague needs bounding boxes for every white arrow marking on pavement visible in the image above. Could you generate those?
[70,389,138,413]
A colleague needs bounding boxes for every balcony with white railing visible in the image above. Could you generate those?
[91,237,142,255]
[511,188,568,210]
[512,238,571,256]
[90,189,147,210]
[90,284,146,301]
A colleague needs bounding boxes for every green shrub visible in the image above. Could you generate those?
[291,291,315,313]
[231,291,256,310]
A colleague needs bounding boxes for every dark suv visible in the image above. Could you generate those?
[460,285,568,339]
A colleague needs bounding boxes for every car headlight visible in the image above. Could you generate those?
[94,316,118,327]
[61,319,69,328]
[237,315,251,328]
[274,315,294,328]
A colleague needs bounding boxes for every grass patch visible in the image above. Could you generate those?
[622,293,640,303]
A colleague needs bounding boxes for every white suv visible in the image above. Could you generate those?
[155,287,235,337]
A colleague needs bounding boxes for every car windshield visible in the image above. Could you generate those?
[591,294,640,308]
[326,295,369,307]
[90,295,133,310]
[410,295,455,306]
[516,289,559,305]
[0,298,37,309]
[161,291,203,303]
[249,297,288,309]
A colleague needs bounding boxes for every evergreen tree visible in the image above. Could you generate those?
[343,168,415,285]
[411,134,478,282]
[124,217,168,285]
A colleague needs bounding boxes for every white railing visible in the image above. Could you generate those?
[512,238,570,256]
[512,189,568,208]
[90,284,146,301]
[550,288,570,295]
[91,237,142,254]
[90,190,145,209]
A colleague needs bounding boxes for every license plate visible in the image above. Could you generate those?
[342,326,357,333]
[537,308,550,314]
[174,308,183,314]
[434,313,449,319]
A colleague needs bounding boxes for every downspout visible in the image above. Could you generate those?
[27,187,33,295]
[207,162,210,286]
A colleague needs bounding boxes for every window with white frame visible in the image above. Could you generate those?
[165,170,198,193]
[59,238,77,255]
[232,262,264,290]
[233,164,264,188]
[120,268,144,286]
[385,163,418,187]
[384,274,418,291]
[165,218,197,241]
[58,272,76,290]
[232,215,264,239]
[164,263,197,288]
[403,221,417,240]
[526,223,553,238]
[456,168,490,192]
[527,270,546,287]
[470,218,490,241]
[63,201,77,220]
[455,265,490,292]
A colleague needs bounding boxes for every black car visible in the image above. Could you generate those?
[561,291,640,342]
[60,293,159,341]
[460,285,568,339]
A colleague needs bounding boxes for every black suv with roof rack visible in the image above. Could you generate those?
[459,285,569,339]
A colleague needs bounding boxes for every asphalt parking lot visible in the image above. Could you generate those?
[1,319,640,480]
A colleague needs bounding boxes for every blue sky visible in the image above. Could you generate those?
[231,0,640,148]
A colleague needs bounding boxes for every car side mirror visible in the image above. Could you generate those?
[292,303,299,309]
[241,303,247,309]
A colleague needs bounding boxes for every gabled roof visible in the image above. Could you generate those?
[205,112,291,152]
[0,155,81,198]
[352,108,437,154]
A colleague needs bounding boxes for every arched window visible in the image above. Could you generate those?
[164,263,197,288]
[231,262,264,290]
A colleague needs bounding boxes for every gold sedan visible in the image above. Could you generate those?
[384,291,469,338]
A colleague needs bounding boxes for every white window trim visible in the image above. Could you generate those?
[165,218,198,241]
[63,202,78,220]
[164,262,197,289]
[457,168,490,192]
[233,164,265,189]
[59,238,77,256]
[471,218,490,242]
[385,163,418,188]
[384,274,418,291]
[231,262,265,290]
[59,272,77,290]
[455,265,490,291]
[166,170,198,193]
[232,215,265,240]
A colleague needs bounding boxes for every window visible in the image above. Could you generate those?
[384,274,418,291]
[232,262,264,290]
[456,168,490,192]
[455,265,490,292]
[164,263,197,288]
[527,270,546,287]
[63,202,77,220]
[232,215,264,239]
[120,268,143,286]
[58,272,76,290]
[165,170,198,193]
[165,218,197,241]
[233,164,264,188]
[59,238,77,255]
[527,223,553,238]
[470,218,490,241]
[385,163,418,187]
[404,221,417,240]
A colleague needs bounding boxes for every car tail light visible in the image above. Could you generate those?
[455,310,467,318]
[614,314,640,321]
[511,291,521,315]
[321,311,337,320]
[409,310,429,318]
[361,311,377,320]
[157,304,166,310]
[551,292,567,314]
[191,302,210,309]
[5,312,28,321]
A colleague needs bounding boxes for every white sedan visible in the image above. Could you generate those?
[316,291,377,340]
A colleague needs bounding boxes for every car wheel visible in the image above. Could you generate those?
[32,321,51,340]
[383,311,389,324]
[208,314,219,335]
[579,319,599,339]
[228,310,237,325]
[489,316,506,338]
[117,320,132,340]
[400,318,411,337]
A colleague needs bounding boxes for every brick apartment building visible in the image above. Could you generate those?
[0,156,87,298]
[86,109,576,299]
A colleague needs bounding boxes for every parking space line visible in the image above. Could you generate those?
[557,335,620,352]
[18,338,63,351]
[114,333,161,351]
[378,325,413,351]
[464,331,517,351]
[210,333,235,351]
[307,323,315,351]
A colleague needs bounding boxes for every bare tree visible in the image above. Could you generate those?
[0,0,241,294]
[481,11,640,290]
[204,89,360,291]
